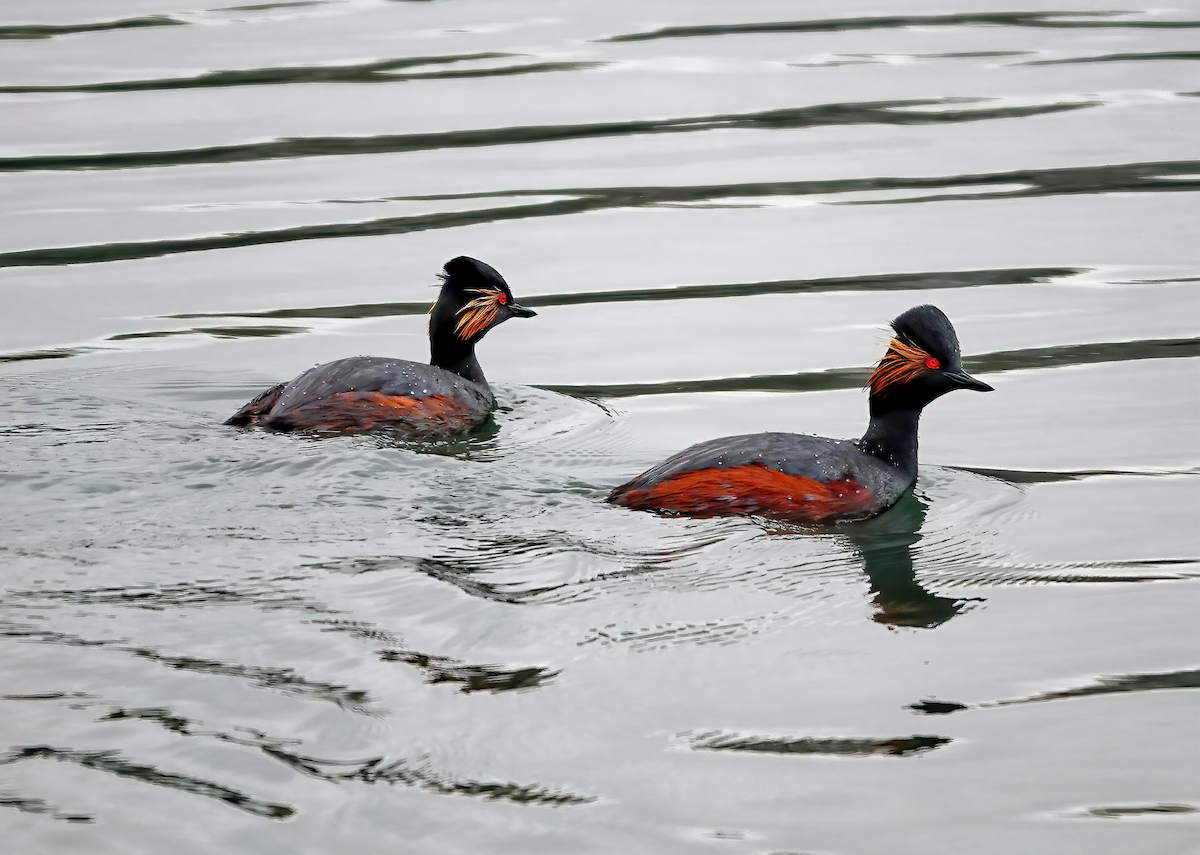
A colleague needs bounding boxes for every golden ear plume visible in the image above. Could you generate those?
[455,289,502,339]
[868,337,933,395]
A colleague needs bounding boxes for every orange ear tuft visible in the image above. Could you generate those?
[455,289,501,339]
[868,338,934,395]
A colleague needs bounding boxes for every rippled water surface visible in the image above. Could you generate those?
[2,1,1199,852]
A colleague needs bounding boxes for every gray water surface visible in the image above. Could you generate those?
[1,2,1198,853]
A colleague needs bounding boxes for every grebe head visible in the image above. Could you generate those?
[867,304,993,414]
[431,256,537,345]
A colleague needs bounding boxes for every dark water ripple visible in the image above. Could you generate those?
[912,667,1200,714]
[100,269,1053,341]
[993,667,1200,705]
[956,466,1200,484]
[5,577,339,613]
[916,558,1198,588]
[383,160,1200,206]
[1,617,378,714]
[1079,803,1199,818]
[0,15,188,40]
[378,650,560,693]
[3,160,1194,269]
[258,746,593,805]
[0,97,1099,175]
[410,555,569,605]
[543,336,1200,398]
[110,326,305,342]
[219,1,324,8]
[307,554,547,602]
[4,570,562,696]
[0,792,93,824]
[0,0,349,40]
[6,8,1197,43]
[1020,50,1200,65]
[1,691,590,812]
[686,731,951,757]
[163,267,1084,324]
[0,56,602,94]
[0,348,86,364]
[0,746,294,818]
[968,337,1200,374]
[603,11,1200,43]
[3,49,1190,97]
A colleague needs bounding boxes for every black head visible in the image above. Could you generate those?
[430,256,537,345]
[867,304,992,412]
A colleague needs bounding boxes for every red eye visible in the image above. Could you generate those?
[925,356,940,370]
[497,292,507,305]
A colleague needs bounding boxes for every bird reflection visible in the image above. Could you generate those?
[839,491,974,629]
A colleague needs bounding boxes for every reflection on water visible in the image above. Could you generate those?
[0,746,295,820]
[1,616,379,714]
[258,746,593,805]
[167,266,1085,320]
[912,667,1200,714]
[0,54,600,94]
[687,730,951,757]
[4,160,1197,268]
[0,15,190,40]
[0,96,1105,177]
[1078,803,1199,818]
[543,335,1200,399]
[842,493,973,629]
[603,10,1200,43]
[378,649,560,693]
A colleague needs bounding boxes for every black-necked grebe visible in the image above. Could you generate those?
[227,256,536,435]
[608,305,992,523]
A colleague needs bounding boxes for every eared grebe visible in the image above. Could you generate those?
[226,256,536,435]
[608,305,992,523]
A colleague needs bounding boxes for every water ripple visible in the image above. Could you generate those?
[377,650,560,693]
[911,667,1200,714]
[0,792,93,824]
[0,0,372,40]
[259,746,593,805]
[0,348,87,363]
[686,730,951,757]
[83,263,1067,345]
[543,336,1200,399]
[1020,50,1200,66]
[956,465,1200,484]
[0,96,1099,176]
[3,159,1194,269]
[0,618,378,714]
[3,689,592,817]
[0,55,602,94]
[0,745,294,818]
[163,266,1084,325]
[1072,803,1199,819]
[603,11,1200,43]
[0,14,188,40]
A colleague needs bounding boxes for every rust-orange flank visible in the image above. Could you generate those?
[610,464,875,523]
[273,392,478,435]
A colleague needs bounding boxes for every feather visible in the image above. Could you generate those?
[454,289,501,339]
[867,337,933,395]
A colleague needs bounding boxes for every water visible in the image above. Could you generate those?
[2,2,1198,852]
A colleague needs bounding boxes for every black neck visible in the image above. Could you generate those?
[858,407,921,476]
[430,330,487,388]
